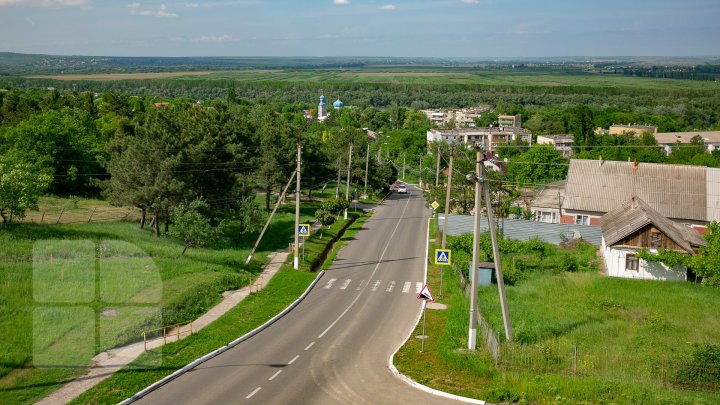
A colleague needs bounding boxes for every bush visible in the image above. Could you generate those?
[320,198,350,214]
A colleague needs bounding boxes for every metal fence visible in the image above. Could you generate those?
[440,214,603,246]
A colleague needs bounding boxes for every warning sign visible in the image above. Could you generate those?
[417,284,434,302]
[434,249,451,266]
[297,224,310,237]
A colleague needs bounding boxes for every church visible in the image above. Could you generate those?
[317,94,344,122]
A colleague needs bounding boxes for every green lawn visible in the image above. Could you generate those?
[0,196,325,404]
[394,219,720,404]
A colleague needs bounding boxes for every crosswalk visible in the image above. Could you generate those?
[321,278,424,294]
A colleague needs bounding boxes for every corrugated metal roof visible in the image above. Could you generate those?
[707,168,720,222]
[564,159,707,221]
[599,197,706,252]
[440,214,602,246]
[655,131,720,144]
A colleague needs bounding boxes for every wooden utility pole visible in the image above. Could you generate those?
[435,145,441,187]
[294,143,302,270]
[402,152,406,180]
[419,154,423,188]
[363,143,370,199]
[344,143,353,219]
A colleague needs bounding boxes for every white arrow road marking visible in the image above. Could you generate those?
[340,279,351,290]
[402,282,411,293]
[325,278,337,289]
[386,281,395,292]
[371,280,381,291]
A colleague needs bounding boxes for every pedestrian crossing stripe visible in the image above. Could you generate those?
[434,249,451,266]
[417,284,434,302]
[298,224,310,237]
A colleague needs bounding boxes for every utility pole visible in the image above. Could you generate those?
[363,143,370,199]
[419,154,423,188]
[481,162,512,341]
[294,143,301,270]
[344,143,353,219]
[441,145,454,250]
[402,152,406,180]
[435,144,441,188]
[468,146,482,350]
[557,191,562,224]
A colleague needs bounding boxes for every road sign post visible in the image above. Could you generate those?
[298,224,310,264]
[417,284,434,352]
[434,249,451,298]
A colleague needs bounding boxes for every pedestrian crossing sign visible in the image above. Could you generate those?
[434,249,451,266]
[417,284,434,302]
[431,201,440,210]
[298,224,310,237]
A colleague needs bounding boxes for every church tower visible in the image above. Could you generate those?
[318,93,327,121]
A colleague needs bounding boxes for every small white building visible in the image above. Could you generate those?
[537,134,574,158]
[600,196,706,281]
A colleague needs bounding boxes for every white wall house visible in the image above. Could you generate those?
[601,243,688,281]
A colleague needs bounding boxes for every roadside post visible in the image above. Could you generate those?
[434,249,451,298]
[298,224,310,262]
[417,284,434,352]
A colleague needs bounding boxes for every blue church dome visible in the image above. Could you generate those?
[319,94,326,104]
[333,99,344,109]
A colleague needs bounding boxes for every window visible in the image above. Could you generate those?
[650,231,662,248]
[539,211,557,224]
[575,215,589,225]
[626,254,639,271]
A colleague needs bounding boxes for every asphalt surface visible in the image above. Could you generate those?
[137,187,458,404]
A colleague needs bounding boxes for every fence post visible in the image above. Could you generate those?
[55,207,64,224]
[163,326,166,345]
[40,210,45,224]
[87,208,97,223]
[573,345,577,377]
[496,330,501,366]
[143,332,147,351]
[177,325,180,340]
[661,353,665,387]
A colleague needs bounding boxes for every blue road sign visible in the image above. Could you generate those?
[298,224,310,237]
[434,249,451,266]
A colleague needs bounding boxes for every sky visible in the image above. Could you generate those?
[0,0,719,58]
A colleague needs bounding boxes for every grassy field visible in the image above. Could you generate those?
[24,68,720,91]
[394,219,720,404]
[0,195,326,404]
[69,211,371,404]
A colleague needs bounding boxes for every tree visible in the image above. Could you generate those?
[689,221,720,286]
[169,199,225,256]
[507,145,568,185]
[0,160,52,224]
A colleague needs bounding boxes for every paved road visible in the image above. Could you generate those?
[138,187,456,404]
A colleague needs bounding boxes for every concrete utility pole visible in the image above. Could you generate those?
[557,191,562,224]
[435,145,441,187]
[294,143,302,270]
[419,154,423,188]
[481,162,512,341]
[402,152,406,180]
[468,146,482,350]
[344,143,353,219]
[363,143,370,199]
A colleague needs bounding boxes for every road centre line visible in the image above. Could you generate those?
[268,370,282,381]
[304,342,315,351]
[318,194,412,339]
[288,354,300,365]
[356,280,365,290]
[246,387,261,399]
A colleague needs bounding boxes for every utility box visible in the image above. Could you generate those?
[473,262,495,286]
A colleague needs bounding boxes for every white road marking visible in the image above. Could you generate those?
[288,354,300,365]
[304,341,315,351]
[246,387,261,399]
[269,370,282,381]
[371,280,381,291]
[317,195,412,340]
[386,281,395,292]
[402,282,411,293]
[416,282,423,293]
[356,280,365,290]
[340,279,351,290]
[324,278,337,289]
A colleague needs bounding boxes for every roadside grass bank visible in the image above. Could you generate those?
[394,218,720,404]
[0,198,322,404]
[68,211,371,404]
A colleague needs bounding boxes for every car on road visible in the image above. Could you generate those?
[398,185,407,194]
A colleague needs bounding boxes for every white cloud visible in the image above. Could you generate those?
[333,0,349,5]
[191,34,236,43]
[380,4,395,10]
[130,3,178,17]
[0,0,90,7]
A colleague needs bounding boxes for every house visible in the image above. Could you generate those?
[600,196,706,281]
[537,135,574,158]
[654,131,720,155]
[530,181,565,223]
[498,114,522,128]
[562,159,720,233]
